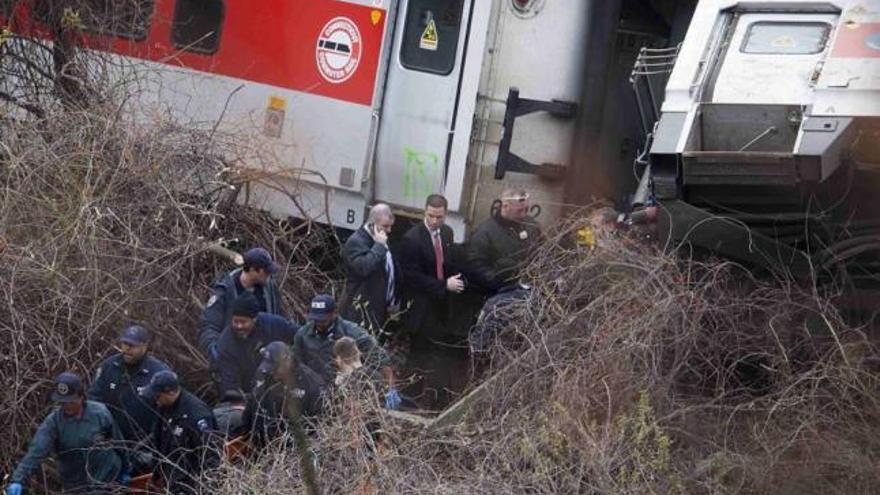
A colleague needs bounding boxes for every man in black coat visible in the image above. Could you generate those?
[198,247,284,365]
[467,188,543,294]
[88,325,170,474]
[143,371,219,495]
[243,341,328,447]
[216,293,299,397]
[341,203,400,334]
[398,194,465,345]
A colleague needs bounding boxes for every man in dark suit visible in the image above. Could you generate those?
[341,203,400,335]
[398,194,465,346]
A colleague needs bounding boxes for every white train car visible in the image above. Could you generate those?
[647,0,880,283]
[0,0,603,238]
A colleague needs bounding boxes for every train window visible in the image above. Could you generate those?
[0,0,14,16]
[33,0,155,40]
[400,0,466,75]
[172,0,224,54]
[741,22,830,55]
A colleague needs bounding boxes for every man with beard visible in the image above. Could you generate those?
[199,247,285,365]
[5,373,130,494]
[88,325,170,474]
[216,292,299,397]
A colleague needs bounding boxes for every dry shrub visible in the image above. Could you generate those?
[2,103,878,493]
[215,215,880,495]
[0,106,336,488]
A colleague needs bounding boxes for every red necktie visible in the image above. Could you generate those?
[433,232,444,280]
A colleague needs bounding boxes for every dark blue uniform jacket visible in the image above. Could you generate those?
[244,363,327,447]
[154,390,219,495]
[217,312,299,395]
[88,354,170,443]
[198,267,283,360]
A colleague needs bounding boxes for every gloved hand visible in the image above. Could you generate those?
[6,483,22,495]
[118,472,132,486]
[384,388,402,410]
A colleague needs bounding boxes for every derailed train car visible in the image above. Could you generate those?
[1,0,631,238]
[644,0,880,297]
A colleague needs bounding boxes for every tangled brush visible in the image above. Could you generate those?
[215,215,880,494]
[0,106,337,489]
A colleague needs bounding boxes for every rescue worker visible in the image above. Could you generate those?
[243,341,328,447]
[293,294,402,409]
[88,324,170,474]
[143,370,219,495]
[5,373,130,494]
[199,247,284,365]
[398,194,465,346]
[216,292,300,397]
[468,188,542,293]
[341,203,400,334]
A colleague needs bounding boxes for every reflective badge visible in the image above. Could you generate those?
[206,294,218,307]
[172,426,183,437]
[519,230,528,240]
[291,388,305,399]
[197,419,210,432]
[109,383,117,390]
[136,386,145,395]
[57,383,69,395]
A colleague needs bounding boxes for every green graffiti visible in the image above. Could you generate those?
[402,147,440,200]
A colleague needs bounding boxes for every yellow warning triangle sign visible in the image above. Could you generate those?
[420,19,438,51]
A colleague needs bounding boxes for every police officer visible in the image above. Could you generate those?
[199,247,284,364]
[216,292,300,397]
[468,188,543,293]
[88,325,170,473]
[293,294,401,410]
[243,341,327,447]
[6,373,130,494]
[143,370,218,495]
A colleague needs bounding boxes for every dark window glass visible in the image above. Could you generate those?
[400,0,465,75]
[34,0,155,40]
[0,0,16,16]
[741,22,830,55]
[172,0,224,54]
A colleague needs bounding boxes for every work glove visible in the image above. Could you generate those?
[384,388,402,410]
[6,483,22,495]
[118,472,132,486]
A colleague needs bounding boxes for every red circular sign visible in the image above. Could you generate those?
[316,17,362,84]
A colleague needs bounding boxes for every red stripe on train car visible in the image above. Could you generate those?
[3,0,387,107]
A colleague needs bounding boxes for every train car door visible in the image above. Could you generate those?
[712,10,839,104]
[373,0,473,212]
